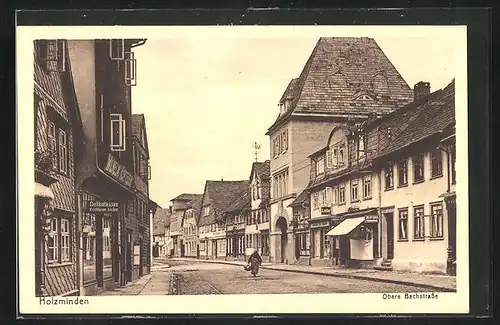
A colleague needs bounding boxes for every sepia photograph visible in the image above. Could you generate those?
[17,25,468,314]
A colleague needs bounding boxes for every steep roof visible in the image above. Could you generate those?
[186,196,203,225]
[171,193,203,202]
[250,160,271,181]
[198,180,249,226]
[153,208,171,235]
[224,188,251,214]
[376,80,455,157]
[267,37,413,134]
[289,189,310,207]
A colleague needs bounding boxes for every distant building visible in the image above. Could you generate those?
[224,188,250,261]
[198,180,248,260]
[265,37,413,264]
[170,193,202,257]
[247,161,272,261]
[182,197,203,258]
[152,207,172,257]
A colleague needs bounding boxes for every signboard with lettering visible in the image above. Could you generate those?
[104,154,134,188]
[86,201,119,213]
[310,220,330,229]
[364,215,379,223]
[321,206,331,215]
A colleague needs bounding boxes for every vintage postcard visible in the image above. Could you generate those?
[17,25,468,315]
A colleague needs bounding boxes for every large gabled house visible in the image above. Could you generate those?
[266,37,414,264]
[306,79,456,274]
[198,180,248,260]
[152,206,172,258]
[224,187,251,261]
[182,196,203,258]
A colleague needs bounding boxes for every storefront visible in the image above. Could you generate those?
[293,216,310,265]
[326,208,379,268]
[309,214,333,267]
[226,227,245,261]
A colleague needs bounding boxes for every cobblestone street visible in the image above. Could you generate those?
[101,259,453,296]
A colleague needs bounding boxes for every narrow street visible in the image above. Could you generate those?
[106,259,438,295]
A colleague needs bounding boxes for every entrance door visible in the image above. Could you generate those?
[385,213,394,260]
[276,217,288,263]
[125,229,132,283]
[139,238,143,277]
[339,236,349,265]
[180,239,185,257]
[295,233,300,260]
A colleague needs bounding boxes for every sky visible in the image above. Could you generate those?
[131,33,460,209]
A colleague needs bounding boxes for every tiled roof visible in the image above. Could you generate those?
[224,188,251,213]
[289,189,310,207]
[171,193,203,202]
[376,80,455,158]
[279,78,299,103]
[187,196,203,225]
[251,161,271,180]
[153,208,171,235]
[198,180,249,226]
[267,37,413,133]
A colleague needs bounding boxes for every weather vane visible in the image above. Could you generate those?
[252,142,261,162]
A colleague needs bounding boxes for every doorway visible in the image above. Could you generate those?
[138,238,143,277]
[276,217,288,263]
[384,213,394,260]
[125,229,132,283]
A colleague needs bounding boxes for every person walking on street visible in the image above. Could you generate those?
[245,249,262,277]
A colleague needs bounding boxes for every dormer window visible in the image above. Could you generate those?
[203,205,210,216]
[279,103,285,115]
[315,156,325,175]
[356,94,374,101]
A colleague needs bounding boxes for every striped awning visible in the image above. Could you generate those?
[326,216,365,236]
[35,182,54,199]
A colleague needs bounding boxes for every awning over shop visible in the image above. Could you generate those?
[35,182,54,199]
[326,216,365,236]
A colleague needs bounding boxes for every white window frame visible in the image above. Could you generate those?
[48,218,59,263]
[430,203,444,238]
[316,156,325,175]
[60,218,71,262]
[109,39,125,60]
[110,113,126,152]
[363,175,372,199]
[124,51,137,86]
[398,208,408,240]
[351,179,359,201]
[339,183,346,204]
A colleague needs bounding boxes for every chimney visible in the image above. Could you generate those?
[414,81,431,102]
[221,178,224,181]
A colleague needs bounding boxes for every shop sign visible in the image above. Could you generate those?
[310,220,330,229]
[104,154,134,188]
[321,206,332,215]
[364,215,379,223]
[86,200,119,213]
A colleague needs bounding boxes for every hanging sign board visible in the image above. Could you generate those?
[86,201,119,213]
[364,215,379,223]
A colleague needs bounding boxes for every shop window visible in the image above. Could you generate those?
[385,163,394,190]
[413,206,425,240]
[431,148,443,178]
[397,158,408,186]
[398,208,408,240]
[413,154,425,183]
[110,113,126,152]
[363,175,372,199]
[351,179,359,201]
[430,203,444,238]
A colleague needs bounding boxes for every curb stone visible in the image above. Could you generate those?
[170,258,455,292]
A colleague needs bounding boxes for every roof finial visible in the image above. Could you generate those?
[253,142,261,162]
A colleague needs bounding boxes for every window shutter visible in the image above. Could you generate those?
[326,149,332,167]
[326,187,332,204]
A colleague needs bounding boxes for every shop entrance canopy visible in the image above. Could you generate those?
[326,216,365,236]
